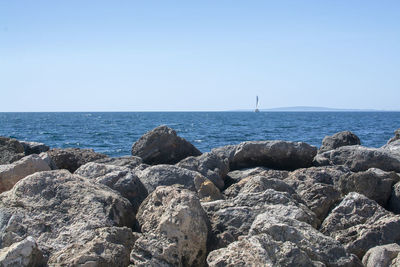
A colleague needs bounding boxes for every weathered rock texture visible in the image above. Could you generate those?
[0,236,44,267]
[227,167,289,183]
[131,185,209,266]
[47,148,108,172]
[362,243,400,267]
[0,137,25,164]
[314,145,400,172]
[0,154,51,193]
[131,125,201,165]
[0,170,135,264]
[212,140,317,171]
[176,152,229,190]
[387,128,400,144]
[75,162,148,213]
[319,131,361,153]
[321,192,400,259]
[94,156,143,169]
[19,141,49,155]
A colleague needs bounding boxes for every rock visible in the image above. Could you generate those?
[48,227,137,267]
[0,154,51,193]
[75,162,148,213]
[337,168,399,208]
[38,152,57,170]
[227,167,289,183]
[47,148,108,172]
[176,152,229,190]
[362,243,400,267]
[202,189,318,251]
[321,192,400,259]
[387,128,400,144]
[388,181,400,213]
[137,165,222,201]
[93,156,143,169]
[212,140,317,171]
[314,145,400,172]
[382,139,400,157]
[0,137,25,164]
[0,170,135,263]
[131,125,201,165]
[131,185,209,266]
[0,236,44,267]
[319,131,361,153]
[19,141,49,155]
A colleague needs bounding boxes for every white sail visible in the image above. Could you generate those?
[255,95,260,112]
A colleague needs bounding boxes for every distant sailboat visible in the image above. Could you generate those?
[255,95,260,112]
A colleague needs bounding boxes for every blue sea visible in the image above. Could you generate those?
[0,112,399,157]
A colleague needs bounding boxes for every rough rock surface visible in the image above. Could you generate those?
[227,167,289,183]
[0,236,44,267]
[321,192,400,258]
[48,227,137,267]
[212,140,317,171]
[362,243,400,267]
[176,152,228,190]
[203,189,318,251]
[75,162,148,212]
[137,165,222,201]
[131,125,201,165]
[19,141,49,155]
[319,131,361,153]
[314,145,400,172]
[387,128,400,144]
[388,181,400,213]
[0,170,135,263]
[94,156,143,169]
[337,168,399,208]
[0,154,51,193]
[0,137,25,164]
[47,148,108,172]
[131,185,209,266]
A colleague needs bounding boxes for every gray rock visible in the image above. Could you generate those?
[388,181,400,213]
[137,165,222,201]
[319,131,361,153]
[48,227,137,267]
[0,236,44,267]
[93,155,143,169]
[131,125,201,165]
[212,140,317,171]
[47,148,108,172]
[0,137,25,165]
[131,185,209,267]
[38,152,57,170]
[337,168,399,208]
[0,155,51,193]
[227,167,289,183]
[0,170,135,263]
[362,243,400,267]
[321,192,400,259]
[382,139,400,157]
[314,145,400,172]
[387,128,400,144]
[75,162,148,213]
[19,141,49,155]
[202,189,318,251]
[176,152,229,190]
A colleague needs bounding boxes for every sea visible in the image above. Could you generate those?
[0,112,399,157]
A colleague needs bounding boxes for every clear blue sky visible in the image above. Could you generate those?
[1,1,399,111]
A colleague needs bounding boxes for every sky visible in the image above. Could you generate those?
[1,1,399,111]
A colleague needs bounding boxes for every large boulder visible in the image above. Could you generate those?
[319,131,361,153]
[337,168,399,208]
[137,165,223,201]
[0,170,135,264]
[19,141,49,155]
[362,243,400,267]
[93,156,143,170]
[75,162,148,213]
[130,185,209,266]
[226,167,289,183]
[0,154,51,193]
[202,189,318,251]
[321,192,400,259]
[131,125,201,165]
[0,236,44,267]
[48,227,137,267]
[212,140,317,171]
[46,148,108,172]
[176,152,229,190]
[314,145,400,172]
[0,137,25,164]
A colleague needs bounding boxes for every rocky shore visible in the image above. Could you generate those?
[1,126,400,266]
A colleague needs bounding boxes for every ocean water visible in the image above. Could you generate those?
[0,112,399,157]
